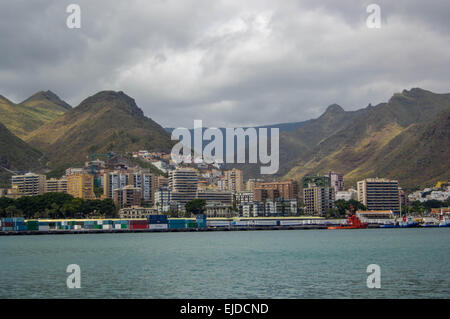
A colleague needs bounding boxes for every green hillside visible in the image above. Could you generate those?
[0,122,43,187]
[26,91,175,168]
[283,88,450,189]
[0,90,71,139]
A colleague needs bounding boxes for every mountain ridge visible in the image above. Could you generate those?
[25,90,174,168]
[0,90,71,138]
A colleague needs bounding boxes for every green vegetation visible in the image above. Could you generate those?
[404,199,450,215]
[25,91,175,169]
[185,199,206,217]
[0,91,70,139]
[278,88,450,190]
[0,193,117,219]
[327,199,367,218]
[0,123,43,175]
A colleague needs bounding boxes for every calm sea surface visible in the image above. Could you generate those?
[0,228,449,298]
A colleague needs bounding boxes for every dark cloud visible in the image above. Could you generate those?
[0,0,449,127]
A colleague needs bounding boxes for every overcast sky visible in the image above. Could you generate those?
[1,0,449,128]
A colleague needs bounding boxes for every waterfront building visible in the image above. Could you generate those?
[246,178,263,192]
[67,173,95,199]
[303,184,334,216]
[119,206,157,219]
[205,203,234,218]
[335,188,358,201]
[239,201,265,217]
[264,199,298,216]
[217,178,226,191]
[196,190,233,205]
[103,171,126,199]
[325,172,344,193]
[357,178,400,214]
[223,168,244,192]
[45,178,68,193]
[254,187,279,202]
[234,191,254,204]
[253,180,298,200]
[169,168,198,205]
[356,210,395,224]
[11,173,46,196]
[6,186,21,199]
[113,185,142,208]
[154,187,172,213]
[128,172,153,203]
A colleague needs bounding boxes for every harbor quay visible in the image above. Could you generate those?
[1,215,447,236]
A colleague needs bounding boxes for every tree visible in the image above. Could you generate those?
[334,199,367,218]
[185,199,206,217]
[5,205,22,217]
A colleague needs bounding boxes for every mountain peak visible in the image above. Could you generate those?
[77,90,144,117]
[22,90,72,110]
[324,104,345,114]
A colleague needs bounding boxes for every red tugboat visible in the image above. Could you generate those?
[328,205,368,230]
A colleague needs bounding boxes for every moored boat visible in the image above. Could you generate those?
[398,216,419,228]
[328,206,368,230]
[439,216,450,227]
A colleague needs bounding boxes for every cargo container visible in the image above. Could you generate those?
[231,220,250,227]
[102,224,113,230]
[207,220,231,227]
[148,215,168,224]
[253,220,278,226]
[149,224,168,230]
[1,218,26,231]
[38,225,50,231]
[196,215,207,228]
[168,219,186,228]
[26,221,39,231]
[186,221,198,228]
[129,220,148,230]
[280,220,303,226]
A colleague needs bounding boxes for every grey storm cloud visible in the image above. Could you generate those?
[0,0,450,128]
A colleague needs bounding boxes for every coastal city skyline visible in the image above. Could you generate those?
[0,1,449,303]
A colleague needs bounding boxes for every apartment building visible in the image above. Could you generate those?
[113,185,142,208]
[45,178,68,193]
[67,173,95,200]
[103,170,129,199]
[196,190,233,205]
[169,168,198,204]
[253,180,299,201]
[234,191,254,204]
[11,173,46,196]
[303,184,335,216]
[325,172,344,193]
[223,168,244,192]
[154,187,172,213]
[357,178,400,214]
[119,206,156,219]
